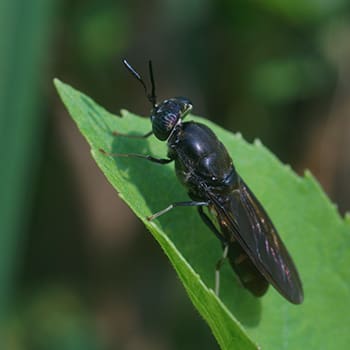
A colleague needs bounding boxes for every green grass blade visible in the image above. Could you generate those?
[0,0,54,319]
[54,78,350,349]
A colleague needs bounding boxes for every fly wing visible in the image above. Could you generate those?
[210,176,303,304]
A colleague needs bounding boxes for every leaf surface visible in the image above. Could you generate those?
[55,79,350,349]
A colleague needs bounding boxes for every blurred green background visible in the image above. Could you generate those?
[1,0,350,349]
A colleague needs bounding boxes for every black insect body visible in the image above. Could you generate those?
[108,59,303,304]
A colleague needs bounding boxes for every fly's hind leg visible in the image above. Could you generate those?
[197,207,229,296]
[215,244,229,296]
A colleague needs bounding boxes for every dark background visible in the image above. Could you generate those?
[1,1,350,349]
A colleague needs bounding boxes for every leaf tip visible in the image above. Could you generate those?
[53,78,63,89]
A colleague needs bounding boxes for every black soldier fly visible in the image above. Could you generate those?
[103,59,303,304]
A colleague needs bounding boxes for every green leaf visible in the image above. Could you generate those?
[54,79,350,349]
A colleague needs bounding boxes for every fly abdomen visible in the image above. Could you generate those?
[227,240,268,297]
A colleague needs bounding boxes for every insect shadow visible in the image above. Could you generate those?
[109,127,264,327]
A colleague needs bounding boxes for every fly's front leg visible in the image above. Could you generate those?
[112,130,153,138]
[99,148,173,165]
[198,206,228,296]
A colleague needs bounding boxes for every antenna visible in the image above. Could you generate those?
[148,60,156,107]
[122,58,157,107]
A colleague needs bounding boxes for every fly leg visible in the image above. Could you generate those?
[198,207,225,243]
[100,151,207,219]
[215,244,229,296]
[197,207,229,296]
[99,148,173,165]
[112,130,153,138]
[148,201,209,221]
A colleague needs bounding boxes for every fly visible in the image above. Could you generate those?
[102,59,304,304]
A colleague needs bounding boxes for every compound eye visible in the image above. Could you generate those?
[152,113,179,140]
